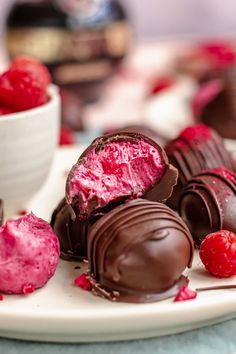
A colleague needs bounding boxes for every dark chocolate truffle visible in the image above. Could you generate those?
[51,198,89,260]
[179,167,236,247]
[66,132,178,219]
[165,124,234,209]
[198,73,236,139]
[87,199,194,303]
[0,199,3,226]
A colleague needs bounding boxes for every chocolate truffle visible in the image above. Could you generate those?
[87,199,194,303]
[179,167,236,247]
[165,124,234,209]
[51,198,89,260]
[66,132,178,219]
[197,73,236,139]
[0,199,3,226]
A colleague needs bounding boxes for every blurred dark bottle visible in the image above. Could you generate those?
[6,0,131,130]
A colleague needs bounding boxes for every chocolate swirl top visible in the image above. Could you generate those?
[88,199,194,303]
[179,167,236,247]
[165,124,234,209]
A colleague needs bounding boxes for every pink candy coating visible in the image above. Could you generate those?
[0,213,60,294]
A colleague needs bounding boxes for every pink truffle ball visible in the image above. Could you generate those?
[0,213,60,294]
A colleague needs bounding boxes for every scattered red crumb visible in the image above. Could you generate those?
[17,209,28,216]
[150,76,175,96]
[59,127,75,145]
[22,284,35,294]
[0,294,3,301]
[200,230,236,277]
[74,274,91,291]
[174,285,197,302]
[211,167,236,184]
[179,124,212,141]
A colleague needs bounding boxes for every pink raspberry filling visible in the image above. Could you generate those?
[0,213,60,294]
[68,140,165,214]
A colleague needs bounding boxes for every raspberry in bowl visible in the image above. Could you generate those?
[0,57,60,216]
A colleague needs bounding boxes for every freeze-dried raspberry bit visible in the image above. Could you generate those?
[74,274,91,291]
[174,285,197,302]
[0,294,3,301]
[150,76,175,96]
[22,284,35,295]
[200,230,236,278]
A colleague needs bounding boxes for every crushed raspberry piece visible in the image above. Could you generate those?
[200,230,236,277]
[150,76,175,96]
[0,69,48,112]
[174,285,197,302]
[74,274,91,291]
[17,209,28,216]
[179,124,212,141]
[22,284,35,294]
[211,167,236,184]
[59,127,75,145]
[10,56,51,89]
[0,294,3,301]
[199,41,235,69]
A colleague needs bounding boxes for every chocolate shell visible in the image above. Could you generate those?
[87,199,194,303]
[66,132,178,219]
[179,167,236,247]
[165,124,234,209]
[0,199,3,226]
[50,198,89,260]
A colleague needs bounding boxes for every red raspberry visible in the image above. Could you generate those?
[0,294,3,301]
[0,106,13,115]
[0,69,48,112]
[59,127,75,145]
[200,230,236,277]
[10,56,51,90]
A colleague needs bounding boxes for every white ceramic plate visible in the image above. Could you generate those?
[1,147,236,343]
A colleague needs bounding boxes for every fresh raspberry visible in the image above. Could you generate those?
[10,56,51,89]
[59,127,75,145]
[0,106,14,115]
[74,274,91,291]
[174,285,197,302]
[0,69,48,112]
[200,230,236,277]
[150,76,175,96]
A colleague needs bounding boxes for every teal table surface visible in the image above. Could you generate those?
[1,319,236,354]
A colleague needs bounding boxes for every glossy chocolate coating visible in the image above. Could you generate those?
[179,169,236,247]
[165,124,234,210]
[88,199,194,303]
[105,124,168,147]
[50,198,89,260]
[0,200,3,226]
[66,132,178,219]
[200,76,236,139]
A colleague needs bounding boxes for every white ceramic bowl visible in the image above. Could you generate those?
[0,85,60,217]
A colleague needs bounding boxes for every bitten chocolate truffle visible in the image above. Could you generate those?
[87,199,194,303]
[0,199,3,226]
[165,124,234,209]
[66,132,178,219]
[179,167,236,247]
[51,198,89,260]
